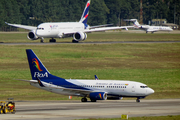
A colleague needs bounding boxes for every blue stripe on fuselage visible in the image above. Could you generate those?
[40,77,90,91]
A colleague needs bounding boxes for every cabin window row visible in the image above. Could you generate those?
[60,85,126,89]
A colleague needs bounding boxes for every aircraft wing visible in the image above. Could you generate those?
[89,24,113,29]
[5,22,37,31]
[84,26,134,33]
[63,26,134,35]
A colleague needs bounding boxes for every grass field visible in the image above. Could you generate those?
[0,32,180,101]
[79,115,180,120]
[0,31,180,43]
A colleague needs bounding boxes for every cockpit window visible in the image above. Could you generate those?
[37,28,44,30]
[140,86,148,88]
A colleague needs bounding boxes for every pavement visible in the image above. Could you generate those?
[0,99,180,120]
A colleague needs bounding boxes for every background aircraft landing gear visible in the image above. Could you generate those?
[49,38,56,42]
[81,98,87,102]
[72,39,79,43]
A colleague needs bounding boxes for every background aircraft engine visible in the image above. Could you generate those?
[73,32,87,41]
[89,92,107,100]
[27,30,39,40]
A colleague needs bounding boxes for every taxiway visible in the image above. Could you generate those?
[0,99,180,120]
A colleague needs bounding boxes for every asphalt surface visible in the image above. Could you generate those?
[0,99,180,120]
[1,41,180,45]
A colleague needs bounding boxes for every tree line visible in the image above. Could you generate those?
[0,0,179,31]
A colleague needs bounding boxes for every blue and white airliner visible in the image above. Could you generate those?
[5,0,133,43]
[19,49,154,102]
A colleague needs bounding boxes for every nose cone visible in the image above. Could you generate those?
[147,88,155,95]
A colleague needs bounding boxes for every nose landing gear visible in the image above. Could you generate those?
[136,98,140,103]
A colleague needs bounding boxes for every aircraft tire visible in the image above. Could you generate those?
[72,40,79,43]
[40,39,44,43]
[49,39,56,42]
[136,98,140,103]
[81,98,87,102]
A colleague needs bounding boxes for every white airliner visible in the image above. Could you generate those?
[125,19,173,33]
[5,0,133,43]
[20,49,154,102]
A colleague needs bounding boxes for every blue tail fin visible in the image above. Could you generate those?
[79,0,91,27]
[94,75,99,80]
[26,49,60,80]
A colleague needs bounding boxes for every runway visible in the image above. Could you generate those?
[1,99,180,120]
[1,41,180,45]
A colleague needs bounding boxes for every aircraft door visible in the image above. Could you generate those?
[132,85,136,92]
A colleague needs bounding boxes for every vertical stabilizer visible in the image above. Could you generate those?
[124,19,140,28]
[79,0,91,27]
[26,49,61,80]
[95,75,99,80]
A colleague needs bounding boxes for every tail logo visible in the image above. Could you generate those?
[99,93,102,99]
[32,58,43,71]
[84,2,90,19]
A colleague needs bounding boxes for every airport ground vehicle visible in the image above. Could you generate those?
[0,98,15,114]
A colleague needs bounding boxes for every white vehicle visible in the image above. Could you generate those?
[5,0,133,43]
[19,49,154,103]
[125,19,173,33]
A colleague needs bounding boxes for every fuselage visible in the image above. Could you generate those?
[36,22,85,38]
[138,25,173,32]
[30,79,154,98]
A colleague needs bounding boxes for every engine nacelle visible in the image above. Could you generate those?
[27,30,39,40]
[73,32,87,41]
[89,92,107,100]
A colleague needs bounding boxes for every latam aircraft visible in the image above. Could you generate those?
[125,19,173,33]
[5,0,133,43]
[19,49,154,102]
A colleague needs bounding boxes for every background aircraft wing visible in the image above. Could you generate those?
[5,22,37,30]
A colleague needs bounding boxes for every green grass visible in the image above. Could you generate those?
[0,31,180,43]
[0,32,180,100]
[78,115,180,120]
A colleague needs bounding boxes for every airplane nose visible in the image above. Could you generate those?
[147,88,154,95]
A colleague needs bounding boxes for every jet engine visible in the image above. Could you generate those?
[27,30,39,40]
[89,92,107,100]
[73,32,87,41]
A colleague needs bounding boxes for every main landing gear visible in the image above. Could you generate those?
[49,38,56,42]
[81,97,87,102]
[81,98,97,102]
[72,39,79,43]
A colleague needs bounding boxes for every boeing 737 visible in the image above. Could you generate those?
[125,19,173,33]
[5,0,133,43]
[19,49,154,102]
